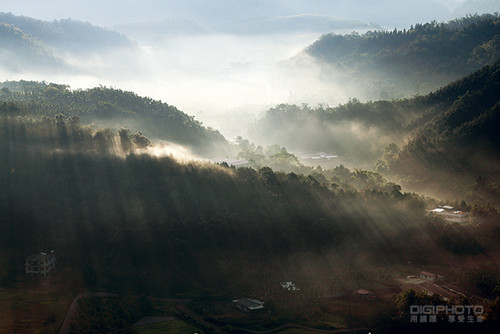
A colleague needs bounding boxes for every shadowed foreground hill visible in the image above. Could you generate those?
[0,81,229,156]
[1,114,499,334]
[1,114,496,294]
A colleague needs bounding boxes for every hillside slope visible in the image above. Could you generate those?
[0,12,137,75]
[2,114,491,297]
[0,22,69,72]
[286,13,500,100]
[0,81,228,156]
[381,61,500,201]
[252,61,500,202]
[0,12,132,53]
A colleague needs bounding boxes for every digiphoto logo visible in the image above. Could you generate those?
[409,305,484,324]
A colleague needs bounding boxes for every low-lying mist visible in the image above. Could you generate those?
[1,25,387,139]
[136,141,202,163]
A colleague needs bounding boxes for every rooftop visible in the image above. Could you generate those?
[356,289,373,295]
[26,252,55,262]
[281,281,300,291]
[233,298,264,310]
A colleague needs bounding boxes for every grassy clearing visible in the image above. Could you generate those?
[274,329,319,333]
[302,315,347,330]
[0,283,73,334]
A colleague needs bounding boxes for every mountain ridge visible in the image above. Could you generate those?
[0,12,133,52]
[285,13,500,101]
[0,22,70,73]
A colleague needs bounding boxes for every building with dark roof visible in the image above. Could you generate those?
[232,298,264,312]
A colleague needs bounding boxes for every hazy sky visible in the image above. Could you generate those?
[0,0,498,28]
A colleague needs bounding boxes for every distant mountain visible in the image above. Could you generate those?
[211,15,383,35]
[0,22,70,73]
[308,13,499,71]
[113,15,382,43]
[0,12,138,75]
[0,81,229,155]
[0,12,133,53]
[284,13,500,100]
[113,19,208,42]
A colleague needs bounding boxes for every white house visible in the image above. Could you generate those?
[420,271,444,281]
[25,251,56,277]
[420,271,437,281]
[356,289,374,299]
[280,281,300,291]
[430,206,470,223]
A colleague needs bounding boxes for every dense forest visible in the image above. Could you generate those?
[251,60,500,202]
[308,13,500,70]
[380,61,500,202]
[0,81,229,155]
[1,113,497,291]
[296,13,500,99]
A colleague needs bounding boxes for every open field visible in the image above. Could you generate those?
[0,258,497,333]
[0,283,73,334]
[135,319,201,334]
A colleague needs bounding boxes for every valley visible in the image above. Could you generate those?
[0,3,499,333]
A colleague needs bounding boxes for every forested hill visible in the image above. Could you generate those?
[379,61,500,202]
[0,12,132,52]
[0,22,69,73]
[252,61,500,202]
[303,13,500,98]
[0,12,135,74]
[0,81,228,155]
[2,114,495,299]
